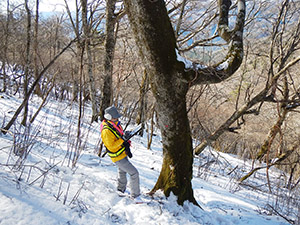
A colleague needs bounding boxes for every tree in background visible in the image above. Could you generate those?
[21,0,31,126]
[33,0,42,97]
[0,0,11,93]
[81,0,99,123]
[99,0,118,120]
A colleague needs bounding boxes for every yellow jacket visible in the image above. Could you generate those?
[101,120,127,162]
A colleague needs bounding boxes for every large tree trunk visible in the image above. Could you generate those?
[99,0,117,120]
[124,0,245,206]
[123,0,196,205]
[152,92,197,205]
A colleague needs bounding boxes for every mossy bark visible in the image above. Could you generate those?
[256,77,289,161]
[151,95,198,206]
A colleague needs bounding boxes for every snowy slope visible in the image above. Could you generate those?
[0,94,298,225]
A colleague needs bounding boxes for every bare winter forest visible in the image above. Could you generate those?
[0,0,300,213]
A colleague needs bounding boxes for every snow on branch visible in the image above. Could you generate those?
[175,49,207,70]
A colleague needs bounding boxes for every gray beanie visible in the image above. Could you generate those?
[104,106,122,120]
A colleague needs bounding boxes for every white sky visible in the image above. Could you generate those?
[39,0,76,13]
[0,0,76,13]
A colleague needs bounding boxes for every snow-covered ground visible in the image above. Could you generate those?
[0,94,298,225]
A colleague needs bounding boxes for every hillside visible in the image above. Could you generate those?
[0,94,298,225]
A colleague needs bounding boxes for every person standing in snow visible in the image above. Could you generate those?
[100,106,142,203]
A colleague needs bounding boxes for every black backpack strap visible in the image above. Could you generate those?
[103,121,123,139]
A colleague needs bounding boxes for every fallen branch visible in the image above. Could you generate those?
[239,149,294,183]
[266,204,295,224]
[29,161,61,186]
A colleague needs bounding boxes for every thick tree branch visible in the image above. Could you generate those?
[218,0,232,42]
[181,0,246,85]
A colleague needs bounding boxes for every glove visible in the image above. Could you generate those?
[124,131,131,140]
[123,141,132,158]
[123,140,130,148]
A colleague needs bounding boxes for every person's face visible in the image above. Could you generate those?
[111,118,118,122]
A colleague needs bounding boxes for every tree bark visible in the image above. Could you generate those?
[21,0,31,126]
[81,0,99,123]
[1,0,11,93]
[136,70,149,136]
[256,76,289,161]
[33,0,42,97]
[71,70,78,102]
[124,0,245,206]
[99,0,117,120]
[147,105,155,150]
[64,0,81,104]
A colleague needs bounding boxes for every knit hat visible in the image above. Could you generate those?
[104,106,122,120]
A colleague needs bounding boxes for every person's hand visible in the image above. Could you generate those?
[124,131,131,140]
[123,141,132,158]
[123,140,130,148]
